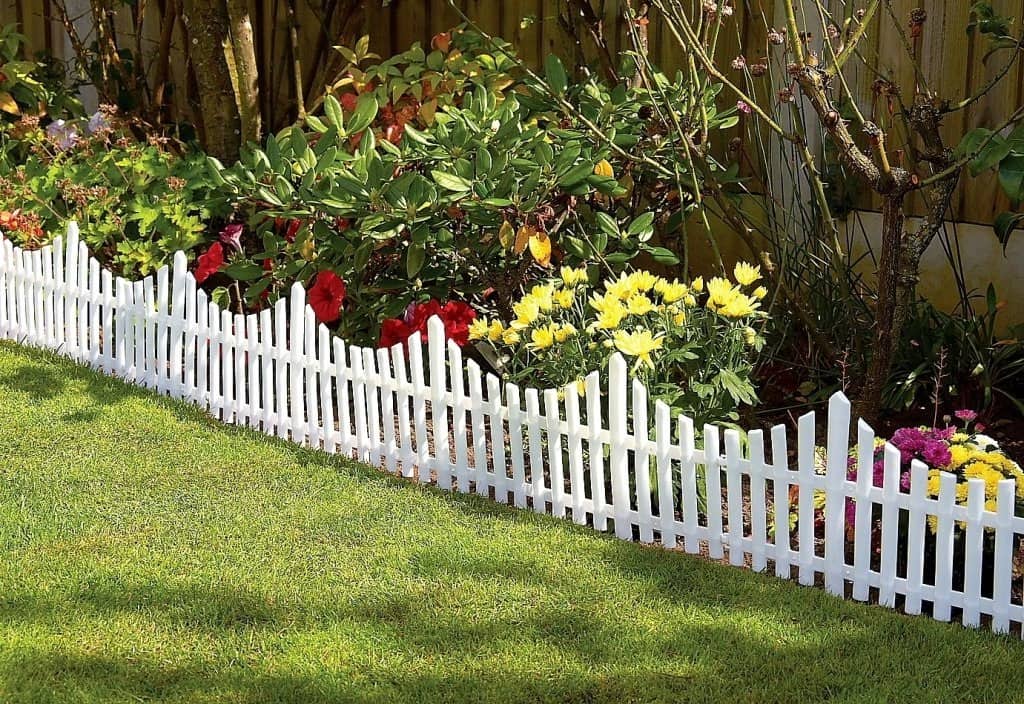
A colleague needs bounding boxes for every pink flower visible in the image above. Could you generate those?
[736,100,752,115]
[954,409,978,423]
[220,223,243,251]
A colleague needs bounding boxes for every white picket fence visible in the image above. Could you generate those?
[2,223,1023,636]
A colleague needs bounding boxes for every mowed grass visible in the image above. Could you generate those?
[1,342,1023,704]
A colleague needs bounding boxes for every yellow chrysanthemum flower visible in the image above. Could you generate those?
[530,325,556,350]
[468,318,489,341]
[592,305,627,330]
[705,277,734,308]
[672,309,686,326]
[612,329,664,369]
[560,266,589,287]
[753,286,768,300]
[554,323,576,342]
[742,326,757,345]
[654,278,688,303]
[529,283,555,311]
[511,299,540,329]
[501,328,521,345]
[691,276,704,293]
[948,445,972,469]
[487,320,504,342]
[734,261,762,286]
[626,270,658,293]
[626,294,656,316]
[604,275,633,301]
[554,288,575,309]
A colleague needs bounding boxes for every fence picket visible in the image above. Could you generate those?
[748,430,768,573]
[796,411,816,586]
[771,424,791,577]
[632,380,653,543]
[6,224,1024,639]
[851,420,875,601]
[724,429,745,566]
[932,471,957,622]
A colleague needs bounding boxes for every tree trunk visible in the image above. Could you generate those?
[225,0,261,145]
[181,0,241,161]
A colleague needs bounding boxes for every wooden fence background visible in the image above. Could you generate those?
[2,0,1024,224]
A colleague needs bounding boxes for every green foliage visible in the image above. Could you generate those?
[209,28,734,344]
[0,111,223,277]
[0,23,81,121]
[886,286,1024,416]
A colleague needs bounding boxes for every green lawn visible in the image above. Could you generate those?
[1,341,1023,704]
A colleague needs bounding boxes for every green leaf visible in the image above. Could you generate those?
[406,243,426,278]
[626,212,656,240]
[971,134,1010,176]
[431,170,473,192]
[644,246,679,265]
[545,54,567,95]
[998,154,1024,201]
[594,212,619,239]
[223,262,266,281]
[324,94,344,129]
[346,94,378,135]
[993,211,1024,252]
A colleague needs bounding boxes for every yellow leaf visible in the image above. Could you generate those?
[498,220,515,249]
[529,231,552,267]
[418,98,438,125]
[593,158,614,179]
[0,92,20,116]
[514,225,534,255]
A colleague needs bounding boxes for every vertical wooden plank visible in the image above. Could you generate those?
[585,370,608,530]
[544,387,567,518]
[467,358,488,494]
[220,309,235,423]
[748,429,768,573]
[824,392,851,596]
[247,314,261,427]
[797,410,816,586]
[318,325,336,450]
[932,471,958,622]
[878,443,901,608]
[507,381,528,507]
[654,401,677,548]
[904,460,929,615]
[486,374,508,500]
[525,388,547,513]
[565,381,587,525]
[427,317,451,489]
[288,283,307,445]
[362,346,382,464]
[274,298,289,439]
[679,414,699,554]
[394,342,416,476]
[704,423,725,559]
[608,354,631,540]
[449,340,471,491]
[724,428,746,566]
[991,479,1015,634]
[632,379,653,543]
[260,309,275,431]
[962,477,986,627]
[409,333,430,481]
[335,337,354,457]
[852,420,876,601]
[377,345,397,472]
[771,423,792,577]
[304,310,320,448]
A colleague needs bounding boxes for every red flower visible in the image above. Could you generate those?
[308,270,347,324]
[441,300,476,346]
[340,92,358,112]
[195,243,224,284]
[335,217,351,232]
[379,318,412,349]
[405,300,444,341]
[285,219,302,244]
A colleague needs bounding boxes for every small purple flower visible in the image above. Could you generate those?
[219,223,243,251]
[954,409,978,423]
[87,111,110,135]
[920,440,952,468]
[736,100,752,115]
[45,119,79,151]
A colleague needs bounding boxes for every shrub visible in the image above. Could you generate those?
[469,262,767,427]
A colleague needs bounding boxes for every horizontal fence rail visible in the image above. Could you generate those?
[1,223,1022,636]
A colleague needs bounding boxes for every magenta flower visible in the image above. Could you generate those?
[736,100,752,115]
[219,223,244,252]
[955,409,978,423]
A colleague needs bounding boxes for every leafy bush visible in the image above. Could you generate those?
[0,107,223,277]
[469,262,767,427]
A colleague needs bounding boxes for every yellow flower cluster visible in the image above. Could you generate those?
[704,263,767,319]
[926,439,1024,517]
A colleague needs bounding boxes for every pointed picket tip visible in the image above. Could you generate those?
[66,220,79,239]
[289,280,306,301]
[857,417,875,436]
[172,250,188,273]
